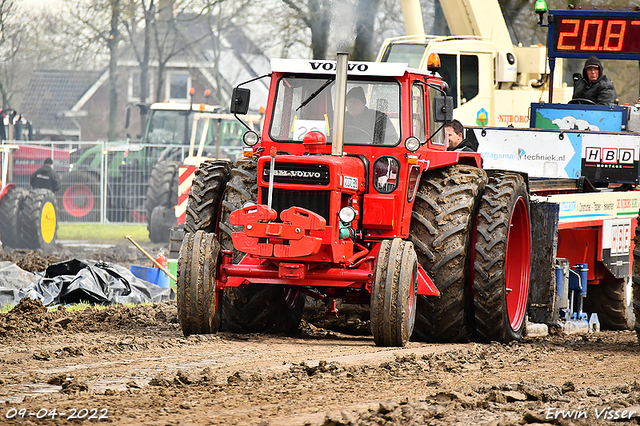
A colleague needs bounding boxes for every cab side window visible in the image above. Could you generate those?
[412,83,425,140]
[428,86,445,146]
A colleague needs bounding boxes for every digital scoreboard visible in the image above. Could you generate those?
[548,10,640,60]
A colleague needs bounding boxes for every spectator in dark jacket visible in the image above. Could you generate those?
[445,119,477,152]
[572,55,617,105]
[30,158,61,193]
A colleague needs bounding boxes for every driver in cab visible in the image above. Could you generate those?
[345,86,398,144]
[571,55,617,105]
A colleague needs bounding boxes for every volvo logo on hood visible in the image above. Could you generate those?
[263,164,330,185]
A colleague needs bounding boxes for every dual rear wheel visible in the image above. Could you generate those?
[409,166,531,343]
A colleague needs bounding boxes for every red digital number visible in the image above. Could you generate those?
[603,20,626,51]
[580,19,604,50]
[557,19,580,50]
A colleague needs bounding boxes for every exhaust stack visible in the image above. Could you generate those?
[332,52,349,157]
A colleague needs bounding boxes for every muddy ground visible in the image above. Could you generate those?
[1,245,640,425]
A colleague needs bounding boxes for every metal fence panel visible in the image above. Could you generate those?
[1,140,194,224]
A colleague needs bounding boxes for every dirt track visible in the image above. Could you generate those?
[0,296,638,425]
[1,245,640,425]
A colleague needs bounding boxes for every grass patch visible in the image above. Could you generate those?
[58,224,150,244]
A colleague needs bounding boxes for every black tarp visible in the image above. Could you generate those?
[1,259,174,307]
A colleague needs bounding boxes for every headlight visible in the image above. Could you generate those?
[373,156,400,194]
[404,136,420,152]
[338,206,356,224]
[243,130,259,147]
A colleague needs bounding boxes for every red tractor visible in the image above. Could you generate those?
[177,53,531,346]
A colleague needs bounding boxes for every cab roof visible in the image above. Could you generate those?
[270,58,432,78]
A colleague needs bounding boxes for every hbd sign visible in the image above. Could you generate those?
[581,133,640,184]
[584,147,635,165]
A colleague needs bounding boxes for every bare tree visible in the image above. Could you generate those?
[277,0,332,59]
[64,0,123,140]
[0,0,26,109]
[121,0,155,135]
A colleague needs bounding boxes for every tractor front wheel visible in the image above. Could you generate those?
[409,165,487,342]
[370,239,418,347]
[177,230,221,336]
[473,172,530,342]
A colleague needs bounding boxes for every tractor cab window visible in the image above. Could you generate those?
[145,110,190,145]
[428,86,446,146]
[412,83,426,140]
[269,76,401,146]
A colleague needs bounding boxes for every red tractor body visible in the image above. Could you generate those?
[177,56,529,347]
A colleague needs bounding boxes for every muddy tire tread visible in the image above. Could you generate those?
[473,172,529,342]
[409,165,486,342]
[583,280,632,330]
[184,160,232,234]
[0,187,28,249]
[177,231,221,336]
[371,239,417,347]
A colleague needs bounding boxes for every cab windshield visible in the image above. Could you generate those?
[269,76,401,146]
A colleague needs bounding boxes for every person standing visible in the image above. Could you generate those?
[572,55,617,105]
[30,158,61,193]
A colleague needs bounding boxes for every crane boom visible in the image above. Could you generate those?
[438,0,513,52]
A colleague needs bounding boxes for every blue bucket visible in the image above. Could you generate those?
[129,265,170,288]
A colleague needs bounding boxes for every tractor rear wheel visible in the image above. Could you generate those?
[0,187,28,249]
[60,170,100,222]
[20,189,58,250]
[583,280,633,330]
[218,157,306,334]
[409,165,487,342]
[146,160,180,243]
[473,172,530,342]
[221,285,306,334]
[177,230,221,336]
[371,239,418,347]
[184,160,232,234]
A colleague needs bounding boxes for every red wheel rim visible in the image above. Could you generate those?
[63,185,95,217]
[505,196,530,331]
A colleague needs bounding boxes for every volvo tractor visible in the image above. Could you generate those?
[176,53,531,347]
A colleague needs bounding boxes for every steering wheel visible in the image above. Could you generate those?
[344,125,372,141]
[568,98,596,105]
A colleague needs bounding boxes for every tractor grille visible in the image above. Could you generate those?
[261,188,331,222]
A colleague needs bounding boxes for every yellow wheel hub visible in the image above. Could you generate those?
[40,201,57,244]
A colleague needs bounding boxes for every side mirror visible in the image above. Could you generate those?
[434,96,454,122]
[230,87,251,114]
